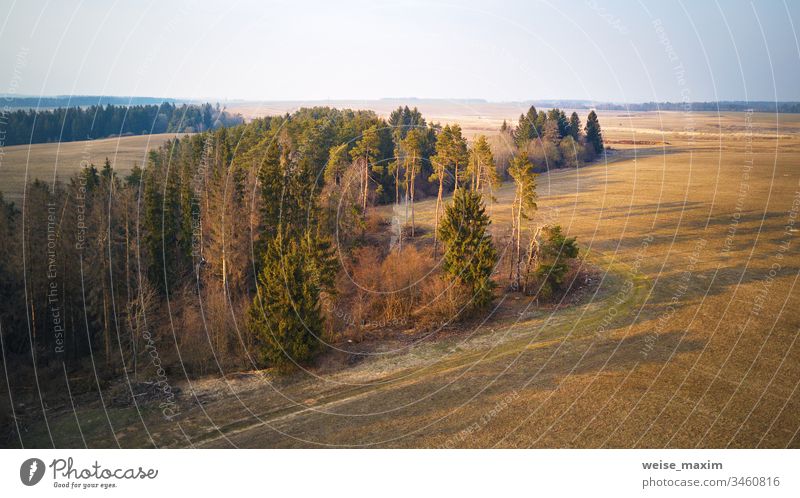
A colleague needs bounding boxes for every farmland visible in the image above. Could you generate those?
[0,133,187,205]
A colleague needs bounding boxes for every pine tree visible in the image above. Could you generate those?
[467,135,500,195]
[448,124,468,191]
[430,124,453,255]
[325,143,349,187]
[508,152,538,289]
[350,125,380,214]
[585,110,604,154]
[402,128,424,236]
[438,189,497,310]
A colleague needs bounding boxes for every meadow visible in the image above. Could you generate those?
[0,133,186,205]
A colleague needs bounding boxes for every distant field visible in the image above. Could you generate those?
[5,105,799,207]
[0,133,188,205]
[228,100,800,140]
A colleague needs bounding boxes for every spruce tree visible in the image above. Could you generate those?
[550,108,570,139]
[568,112,582,140]
[248,232,327,370]
[585,110,604,154]
[535,111,547,136]
[514,113,533,147]
[438,189,497,310]
[535,225,579,298]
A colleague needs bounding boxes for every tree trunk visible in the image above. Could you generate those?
[103,283,111,366]
[522,227,541,294]
[222,250,227,297]
[433,175,443,255]
[514,195,523,289]
[509,194,517,281]
[410,153,416,237]
[362,155,369,214]
[404,159,410,230]
[124,202,132,373]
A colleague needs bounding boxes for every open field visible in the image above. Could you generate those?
[4,104,799,202]
[228,99,800,140]
[13,109,800,448]
[0,133,188,205]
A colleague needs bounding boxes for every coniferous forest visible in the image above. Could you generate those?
[0,104,601,441]
[0,102,243,146]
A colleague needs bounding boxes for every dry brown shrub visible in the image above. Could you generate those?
[526,139,562,171]
[414,275,469,330]
[365,211,388,233]
[379,245,433,323]
[327,245,442,341]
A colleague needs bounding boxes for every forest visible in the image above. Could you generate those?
[0,102,243,146]
[0,105,603,438]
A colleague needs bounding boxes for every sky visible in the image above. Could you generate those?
[0,0,798,103]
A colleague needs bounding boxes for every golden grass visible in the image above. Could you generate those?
[13,110,800,448]
[0,133,187,204]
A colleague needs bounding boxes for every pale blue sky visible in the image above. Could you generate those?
[1,0,798,102]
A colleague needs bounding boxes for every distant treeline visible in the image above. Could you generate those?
[0,102,244,146]
[381,98,800,114]
[1,95,184,108]
[592,101,800,113]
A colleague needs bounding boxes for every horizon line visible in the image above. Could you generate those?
[3,94,800,106]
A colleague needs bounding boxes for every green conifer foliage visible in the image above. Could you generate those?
[248,233,328,370]
[585,110,604,154]
[438,189,497,310]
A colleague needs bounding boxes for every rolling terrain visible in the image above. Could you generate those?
[0,133,188,205]
[13,109,800,448]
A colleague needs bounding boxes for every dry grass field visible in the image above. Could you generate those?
[10,108,800,448]
[0,133,188,205]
